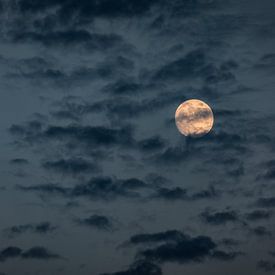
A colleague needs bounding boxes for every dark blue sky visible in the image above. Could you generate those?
[0,0,275,274]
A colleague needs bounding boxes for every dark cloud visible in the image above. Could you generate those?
[255,53,275,69]
[7,58,132,86]
[0,246,60,261]
[219,238,240,247]
[214,109,244,118]
[201,209,239,225]
[211,250,243,261]
[18,183,69,197]
[204,60,237,84]
[153,49,237,85]
[45,125,134,148]
[245,210,272,221]
[7,68,66,82]
[257,160,275,180]
[70,177,148,200]
[256,197,275,208]
[18,176,149,201]
[102,92,185,120]
[42,158,100,175]
[252,226,271,237]
[21,247,61,260]
[152,146,190,165]
[190,131,248,154]
[139,235,216,263]
[257,260,275,272]
[18,175,218,203]
[9,158,29,165]
[12,30,129,52]
[152,187,187,201]
[153,49,206,81]
[149,130,248,169]
[0,247,22,262]
[120,178,147,190]
[151,185,218,201]
[49,91,185,124]
[126,230,242,265]
[16,0,161,21]
[138,137,166,153]
[4,222,57,237]
[101,261,162,275]
[10,123,135,149]
[190,186,219,200]
[129,230,186,245]
[103,78,142,96]
[77,215,113,231]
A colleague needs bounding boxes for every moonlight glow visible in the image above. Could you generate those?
[175,99,214,137]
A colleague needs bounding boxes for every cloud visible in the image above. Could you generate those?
[152,187,187,201]
[190,186,219,200]
[252,226,271,237]
[18,183,69,197]
[128,230,187,245]
[4,222,57,238]
[103,78,142,96]
[77,215,113,231]
[10,123,135,149]
[151,129,247,175]
[9,158,29,165]
[18,175,218,203]
[0,246,60,261]
[7,68,65,82]
[152,146,190,165]
[18,176,149,201]
[245,210,272,221]
[7,57,132,87]
[98,92,185,121]
[120,178,147,190]
[152,185,219,201]
[100,261,162,275]
[255,53,275,69]
[138,137,166,152]
[71,177,147,200]
[153,49,206,81]
[45,125,134,148]
[153,49,237,84]
[0,247,22,262]
[219,238,240,247]
[14,30,130,53]
[256,197,275,208]
[204,60,237,84]
[257,160,275,180]
[139,235,216,263]
[16,0,161,20]
[200,209,239,225]
[257,260,275,272]
[21,247,61,260]
[46,90,186,125]
[125,230,242,265]
[211,250,243,261]
[42,158,100,175]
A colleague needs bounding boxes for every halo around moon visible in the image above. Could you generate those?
[175,99,214,137]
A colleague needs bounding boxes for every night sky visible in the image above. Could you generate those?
[1,0,275,274]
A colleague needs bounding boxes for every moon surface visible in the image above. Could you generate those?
[175,99,214,137]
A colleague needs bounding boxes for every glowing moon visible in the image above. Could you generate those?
[175,99,214,137]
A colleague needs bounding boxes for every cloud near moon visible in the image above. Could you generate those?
[175,99,214,137]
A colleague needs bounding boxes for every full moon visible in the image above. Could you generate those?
[175,99,214,137]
